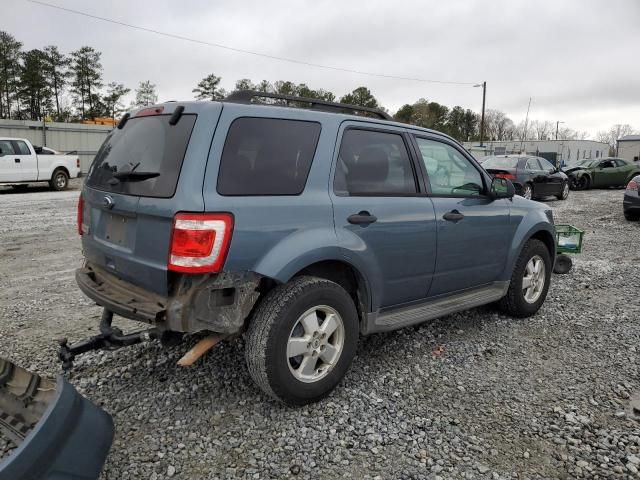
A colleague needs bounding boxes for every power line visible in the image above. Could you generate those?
[26,0,478,86]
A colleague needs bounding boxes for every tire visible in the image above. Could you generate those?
[522,183,533,200]
[553,253,572,274]
[624,211,640,221]
[556,181,570,200]
[575,176,590,191]
[498,239,552,318]
[49,169,69,191]
[245,276,359,405]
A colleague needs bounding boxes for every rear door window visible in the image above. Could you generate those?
[0,140,16,155]
[334,129,417,196]
[217,117,321,196]
[86,114,197,198]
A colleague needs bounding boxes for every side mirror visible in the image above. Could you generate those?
[489,177,515,199]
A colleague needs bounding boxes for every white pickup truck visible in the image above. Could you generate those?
[0,137,81,191]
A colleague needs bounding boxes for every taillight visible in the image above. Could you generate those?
[77,194,84,235]
[76,157,80,169]
[168,213,234,273]
[627,180,638,191]
[495,172,516,181]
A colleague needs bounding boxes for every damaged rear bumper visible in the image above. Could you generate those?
[76,263,261,334]
[0,358,113,479]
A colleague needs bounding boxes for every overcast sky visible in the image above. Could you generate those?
[5,0,640,136]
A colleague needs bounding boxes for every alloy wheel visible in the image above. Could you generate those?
[522,255,546,304]
[287,306,345,383]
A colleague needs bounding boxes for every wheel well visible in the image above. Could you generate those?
[52,166,69,179]
[530,230,555,259]
[293,260,369,321]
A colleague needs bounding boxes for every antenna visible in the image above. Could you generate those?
[520,97,532,153]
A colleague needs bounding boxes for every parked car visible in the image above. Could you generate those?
[623,175,640,221]
[564,157,640,190]
[0,137,80,191]
[481,154,570,200]
[73,92,556,405]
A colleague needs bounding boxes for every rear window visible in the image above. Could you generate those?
[86,114,196,198]
[217,117,321,196]
[482,156,520,169]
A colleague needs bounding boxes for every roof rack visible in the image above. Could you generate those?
[224,90,392,121]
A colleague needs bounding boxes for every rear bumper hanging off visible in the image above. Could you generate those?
[0,358,113,480]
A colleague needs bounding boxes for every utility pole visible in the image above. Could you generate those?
[474,82,487,147]
[555,120,564,140]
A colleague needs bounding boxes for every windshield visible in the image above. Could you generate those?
[574,159,597,168]
[481,156,520,169]
[86,114,196,198]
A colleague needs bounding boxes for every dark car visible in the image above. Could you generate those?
[69,91,556,405]
[623,175,640,221]
[482,155,570,200]
[564,157,640,190]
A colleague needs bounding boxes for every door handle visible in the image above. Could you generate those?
[443,210,464,222]
[14,158,20,163]
[348,211,377,225]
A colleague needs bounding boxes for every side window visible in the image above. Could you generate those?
[526,158,541,170]
[600,160,614,168]
[414,137,484,197]
[539,158,555,172]
[0,140,16,155]
[14,141,31,155]
[217,118,321,196]
[615,159,627,167]
[334,129,417,196]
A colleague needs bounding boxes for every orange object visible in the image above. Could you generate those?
[177,336,222,366]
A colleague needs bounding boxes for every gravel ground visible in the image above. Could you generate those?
[0,182,639,479]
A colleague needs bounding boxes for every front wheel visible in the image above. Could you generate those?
[575,176,590,191]
[557,181,570,200]
[245,276,359,405]
[498,239,552,318]
[49,170,69,191]
[625,211,640,221]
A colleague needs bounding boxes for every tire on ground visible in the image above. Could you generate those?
[553,253,572,274]
[624,211,640,221]
[49,169,69,191]
[498,238,552,318]
[245,276,359,405]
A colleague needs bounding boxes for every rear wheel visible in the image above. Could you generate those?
[575,176,590,190]
[49,170,68,191]
[245,276,359,405]
[498,239,552,318]
[557,181,570,200]
[624,211,640,221]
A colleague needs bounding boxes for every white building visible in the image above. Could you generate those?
[463,139,610,167]
[617,135,640,163]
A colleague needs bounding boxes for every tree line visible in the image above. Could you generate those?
[0,30,635,147]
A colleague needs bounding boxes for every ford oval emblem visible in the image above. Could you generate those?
[103,195,114,209]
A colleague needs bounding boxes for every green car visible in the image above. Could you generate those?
[564,157,640,190]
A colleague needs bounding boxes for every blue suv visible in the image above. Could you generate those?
[72,91,556,405]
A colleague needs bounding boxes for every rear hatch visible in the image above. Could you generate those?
[81,104,221,296]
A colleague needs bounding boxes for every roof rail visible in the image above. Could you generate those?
[224,90,392,121]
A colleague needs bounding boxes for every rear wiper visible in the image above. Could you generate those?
[107,171,160,185]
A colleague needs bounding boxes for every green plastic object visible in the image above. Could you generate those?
[555,224,584,254]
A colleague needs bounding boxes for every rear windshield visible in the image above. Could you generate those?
[217,117,321,195]
[86,114,196,198]
[481,156,520,169]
